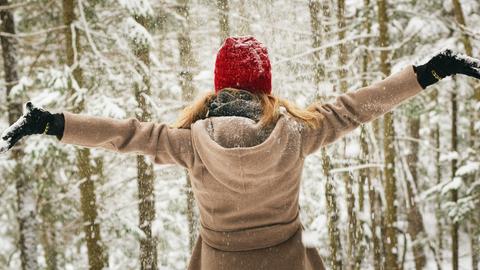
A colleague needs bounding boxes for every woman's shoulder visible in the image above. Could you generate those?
[280,108,312,134]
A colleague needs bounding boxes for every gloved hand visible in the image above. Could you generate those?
[0,102,64,153]
[413,49,480,89]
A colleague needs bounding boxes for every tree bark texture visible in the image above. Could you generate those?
[323,150,343,270]
[450,2,480,269]
[0,1,39,269]
[216,0,230,43]
[62,0,107,269]
[377,0,398,269]
[132,15,158,270]
[405,114,427,270]
[177,0,197,252]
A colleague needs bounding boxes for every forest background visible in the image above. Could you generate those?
[0,0,479,269]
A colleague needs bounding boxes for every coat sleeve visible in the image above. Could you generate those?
[60,112,194,168]
[302,65,423,155]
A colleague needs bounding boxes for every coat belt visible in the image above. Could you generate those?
[199,214,301,252]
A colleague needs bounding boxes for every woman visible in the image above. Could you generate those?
[1,36,480,270]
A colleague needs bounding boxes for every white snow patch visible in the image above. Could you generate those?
[194,70,212,81]
[30,91,62,107]
[151,219,163,237]
[317,81,334,98]
[441,177,463,195]
[450,50,480,72]
[9,76,33,97]
[456,162,480,176]
[301,230,321,247]
[1,114,27,139]
[123,17,153,46]
[118,0,153,17]
[345,141,361,157]
[405,17,425,37]
[0,138,10,153]
[89,95,126,118]
[18,191,37,218]
[439,151,459,162]
[119,215,146,240]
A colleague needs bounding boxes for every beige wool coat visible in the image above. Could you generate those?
[60,66,423,270]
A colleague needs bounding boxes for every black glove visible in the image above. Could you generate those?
[0,102,64,153]
[413,49,480,89]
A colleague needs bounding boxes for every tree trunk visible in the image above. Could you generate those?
[406,115,427,270]
[377,0,398,269]
[322,1,333,59]
[429,88,444,268]
[356,1,372,268]
[358,0,372,217]
[323,150,343,270]
[450,1,480,268]
[451,0,473,57]
[0,1,40,269]
[39,180,59,270]
[132,15,158,270]
[237,0,251,36]
[469,223,480,270]
[176,0,197,252]
[62,1,107,269]
[336,0,347,93]
[450,89,459,270]
[308,3,342,268]
[336,2,359,268]
[368,177,383,270]
[216,0,229,43]
[308,0,323,88]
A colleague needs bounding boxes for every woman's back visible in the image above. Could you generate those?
[189,113,306,251]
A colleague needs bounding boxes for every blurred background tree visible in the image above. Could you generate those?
[0,0,479,269]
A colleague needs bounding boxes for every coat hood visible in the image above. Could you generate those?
[190,114,303,193]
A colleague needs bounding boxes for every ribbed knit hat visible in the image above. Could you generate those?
[214,36,272,94]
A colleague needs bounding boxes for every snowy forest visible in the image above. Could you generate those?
[0,0,479,269]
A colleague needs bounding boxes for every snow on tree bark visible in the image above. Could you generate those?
[309,2,342,268]
[131,13,158,270]
[376,0,399,269]
[39,185,59,270]
[450,1,480,269]
[431,88,445,266]
[308,0,323,90]
[405,113,427,270]
[216,0,230,44]
[237,1,251,36]
[336,2,360,268]
[322,150,343,270]
[449,81,459,270]
[0,1,39,269]
[62,0,107,269]
[356,1,372,268]
[176,0,198,252]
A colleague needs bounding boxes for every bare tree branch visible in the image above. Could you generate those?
[0,25,66,38]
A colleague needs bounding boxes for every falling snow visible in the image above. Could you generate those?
[0,0,479,269]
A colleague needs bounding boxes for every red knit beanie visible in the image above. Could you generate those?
[214,36,272,94]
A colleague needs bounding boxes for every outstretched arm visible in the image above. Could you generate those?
[302,65,422,155]
[1,104,194,168]
[302,50,480,155]
[60,112,194,166]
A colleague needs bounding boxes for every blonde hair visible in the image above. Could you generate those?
[173,89,322,129]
